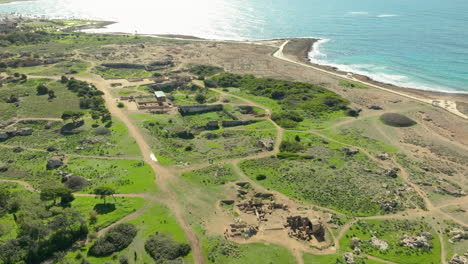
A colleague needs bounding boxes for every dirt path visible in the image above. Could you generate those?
[73,74,206,264]
[0,178,36,192]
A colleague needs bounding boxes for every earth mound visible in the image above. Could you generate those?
[380,113,417,127]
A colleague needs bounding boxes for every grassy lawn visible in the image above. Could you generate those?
[339,219,441,264]
[170,89,220,106]
[71,196,145,231]
[94,67,153,79]
[2,117,140,158]
[66,157,157,194]
[0,148,54,189]
[10,60,90,76]
[182,164,239,186]
[320,128,399,154]
[239,131,424,216]
[139,112,277,165]
[66,203,193,264]
[0,78,81,121]
[203,236,297,264]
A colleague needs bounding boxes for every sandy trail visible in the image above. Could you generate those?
[78,75,206,264]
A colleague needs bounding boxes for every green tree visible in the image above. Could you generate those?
[36,84,49,95]
[93,186,115,204]
[61,111,84,125]
[60,75,69,83]
[40,187,74,205]
[48,90,56,99]
[195,93,206,104]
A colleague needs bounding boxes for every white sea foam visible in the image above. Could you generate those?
[309,38,330,58]
[377,14,399,18]
[348,11,368,15]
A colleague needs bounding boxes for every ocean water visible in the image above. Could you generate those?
[1,0,467,93]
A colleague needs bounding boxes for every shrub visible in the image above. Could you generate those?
[188,65,224,76]
[345,108,361,117]
[88,224,137,256]
[195,93,206,104]
[144,233,191,262]
[380,113,417,127]
[36,84,48,95]
[256,174,267,181]
[64,175,88,191]
[117,102,124,108]
[94,127,111,135]
[280,140,304,153]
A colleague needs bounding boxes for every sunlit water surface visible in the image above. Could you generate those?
[1,0,468,93]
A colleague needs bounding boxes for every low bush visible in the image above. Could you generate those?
[279,140,304,153]
[144,233,191,262]
[188,65,224,76]
[88,223,137,256]
[93,127,111,136]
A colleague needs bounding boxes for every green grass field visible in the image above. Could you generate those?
[239,131,424,216]
[94,67,153,79]
[138,112,277,165]
[71,196,146,231]
[66,203,193,264]
[203,236,297,264]
[66,158,157,194]
[10,60,90,76]
[182,164,239,186]
[339,219,441,264]
[0,78,81,121]
[2,118,141,158]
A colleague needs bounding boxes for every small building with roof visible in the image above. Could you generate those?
[154,91,166,102]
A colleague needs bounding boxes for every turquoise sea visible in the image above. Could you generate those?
[1,0,467,93]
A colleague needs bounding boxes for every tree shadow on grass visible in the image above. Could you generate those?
[93,203,116,214]
[60,120,85,135]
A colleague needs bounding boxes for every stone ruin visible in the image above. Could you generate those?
[286,215,324,241]
[225,223,258,239]
[225,183,324,243]
[449,228,468,243]
[343,252,356,264]
[400,232,433,249]
[449,253,468,264]
[237,198,289,221]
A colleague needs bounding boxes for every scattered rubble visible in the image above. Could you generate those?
[400,232,433,249]
[46,156,65,170]
[257,138,275,151]
[385,167,400,178]
[370,236,389,250]
[343,252,356,264]
[449,253,468,264]
[342,148,359,156]
[377,153,389,160]
[225,222,258,239]
[449,228,468,243]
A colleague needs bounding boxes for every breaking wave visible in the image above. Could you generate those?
[348,11,368,15]
[377,14,399,18]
